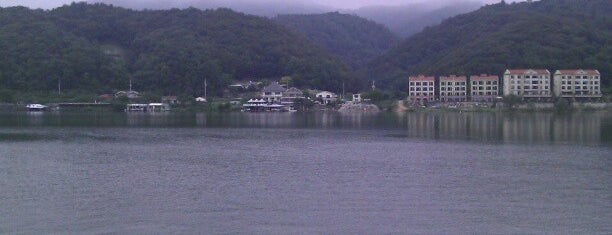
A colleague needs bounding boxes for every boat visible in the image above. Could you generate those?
[242,99,287,112]
[26,104,47,111]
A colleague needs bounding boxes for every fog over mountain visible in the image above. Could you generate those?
[350,1,484,37]
[1,1,512,13]
[1,0,525,36]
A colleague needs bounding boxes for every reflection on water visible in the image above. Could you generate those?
[0,111,610,144]
[402,112,607,143]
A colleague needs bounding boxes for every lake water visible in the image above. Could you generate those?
[0,111,610,234]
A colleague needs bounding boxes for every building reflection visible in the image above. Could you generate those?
[404,111,606,143]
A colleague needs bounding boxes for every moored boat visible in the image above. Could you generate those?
[26,104,47,111]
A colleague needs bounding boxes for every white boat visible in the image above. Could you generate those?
[26,104,47,111]
[242,99,286,112]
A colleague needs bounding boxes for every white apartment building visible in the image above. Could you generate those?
[439,75,467,102]
[470,74,499,102]
[553,69,601,98]
[408,75,435,103]
[503,69,551,98]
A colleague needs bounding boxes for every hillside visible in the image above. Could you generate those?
[0,3,355,97]
[274,12,399,70]
[366,0,611,91]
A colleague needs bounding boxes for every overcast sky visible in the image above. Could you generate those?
[0,0,505,10]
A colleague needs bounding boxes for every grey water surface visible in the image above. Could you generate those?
[0,111,610,234]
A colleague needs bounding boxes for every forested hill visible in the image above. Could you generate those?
[0,3,355,96]
[366,0,611,91]
[274,12,399,70]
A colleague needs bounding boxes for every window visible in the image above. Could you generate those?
[441,82,446,86]
[410,87,414,91]
[416,82,421,86]
[410,82,414,86]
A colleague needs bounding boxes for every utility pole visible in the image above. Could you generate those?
[204,77,207,99]
[342,81,345,100]
[57,77,61,95]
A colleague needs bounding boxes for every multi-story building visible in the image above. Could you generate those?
[503,69,551,99]
[439,75,467,102]
[408,75,435,103]
[262,82,285,103]
[553,69,601,99]
[470,74,499,102]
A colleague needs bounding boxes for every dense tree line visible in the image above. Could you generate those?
[274,12,399,70]
[0,3,355,97]
[365,0,611,91]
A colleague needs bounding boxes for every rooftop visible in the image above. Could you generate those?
[262,82,285,93]
[555,69,599,75]
[505,69,550,74]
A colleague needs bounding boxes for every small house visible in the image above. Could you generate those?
[316,91,338,104]
[262,82,285,103]
[162,96,180,105]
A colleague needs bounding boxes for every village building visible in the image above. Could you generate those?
[553,69,602,99]
[114,90,141,99]
[161,96,179,105]
[408,75,435,103]
[261,82,285,103]
[352,93,362,103]
[316,91,338,104]
[439,75,467,102]
[470,74,499,102]
[281,87,304,109]
[503,69,551,99]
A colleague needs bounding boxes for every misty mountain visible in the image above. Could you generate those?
[365,0,611,90]
[274,12,400,70]
[0,3,356,95]
[351,1,482,37]
[89,0,332,17]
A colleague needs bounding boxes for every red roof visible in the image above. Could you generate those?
[505,69,550,74]
[439,75,466,81]
[470,74,498,80]
[409,75,434,81]
[555,69,599,75]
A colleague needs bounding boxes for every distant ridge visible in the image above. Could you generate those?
[0,3,355,95]
[274,12,400,70]
[365,0,611,90]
